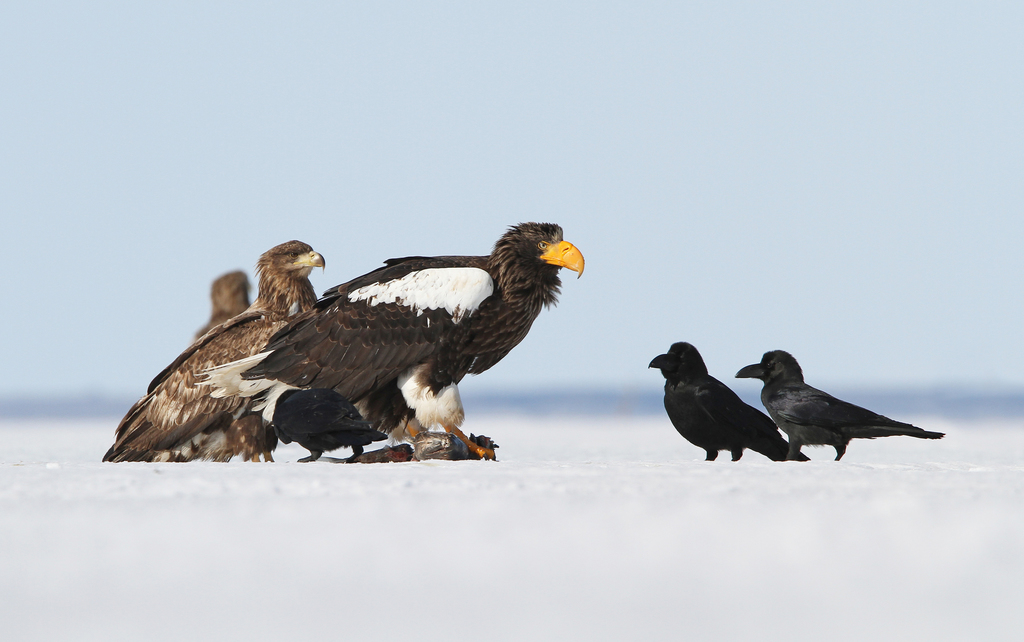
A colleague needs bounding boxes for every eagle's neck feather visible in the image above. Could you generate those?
[254,271,317,319]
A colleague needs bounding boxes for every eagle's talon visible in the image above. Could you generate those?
[468,433,499,451]
[444,426,498,461]
[466,442,498,461]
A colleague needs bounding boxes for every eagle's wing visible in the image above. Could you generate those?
[147,311,265,394]
[240,256,493,401]
[106,312,280,460]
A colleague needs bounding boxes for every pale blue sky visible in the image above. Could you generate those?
[2,2,1022,399]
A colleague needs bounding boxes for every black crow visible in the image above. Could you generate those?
[271,388,387,462]
[649,342,805,461]
[736,350,944,461]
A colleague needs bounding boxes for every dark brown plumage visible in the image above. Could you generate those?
[205,223,584,460]
[103,241,324,462]
[194,270,250,340]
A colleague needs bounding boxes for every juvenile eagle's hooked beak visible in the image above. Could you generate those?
[541,241,585,278]
[295,251,325,271]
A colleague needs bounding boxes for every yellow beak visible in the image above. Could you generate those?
[541,240,585,278]
[295,251,325,270]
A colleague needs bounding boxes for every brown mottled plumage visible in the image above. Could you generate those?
[204,223,584,460]
[194,270,250,341]
[103,241,324,462]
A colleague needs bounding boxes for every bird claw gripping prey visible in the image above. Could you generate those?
[468,433,499,455]
[445,426,499,460]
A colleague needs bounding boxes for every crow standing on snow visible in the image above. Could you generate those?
[649,342,805,461]
[736,350,944,461]
[271,388,388,462]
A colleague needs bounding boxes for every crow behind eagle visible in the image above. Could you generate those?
[271,388,387,462]
[103,241,324,462]
[194,270,251,341]
[204,222,584,460]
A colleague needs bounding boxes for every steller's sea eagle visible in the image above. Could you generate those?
[194,270,251,341]
[103,241,325,462]
[204,222,584,460]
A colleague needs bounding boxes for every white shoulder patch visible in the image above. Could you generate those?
[347,267,493,323]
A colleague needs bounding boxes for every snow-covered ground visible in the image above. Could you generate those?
[2,414,1023,641]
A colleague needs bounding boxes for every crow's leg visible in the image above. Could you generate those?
[787,440,805,461]
[731,448,744,462]
[344,445,365,463]
[298,450,322,463]
[705,450,718,461]
[834,443,847,461]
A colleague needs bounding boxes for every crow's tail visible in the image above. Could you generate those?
[847,425,945,440]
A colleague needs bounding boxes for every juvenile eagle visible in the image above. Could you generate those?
[194,270,251,340]
[205,222,584,460]
[103,241,324,462]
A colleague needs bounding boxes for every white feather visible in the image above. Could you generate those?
[348,267,493,323]
[254,383,300,423]
[199,351,299,422]
[200,352,275,398]
[397,366,465,429]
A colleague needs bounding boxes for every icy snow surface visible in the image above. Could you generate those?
[2,415,1023,641]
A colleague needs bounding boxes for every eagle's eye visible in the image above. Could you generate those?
[289,252,299,258]
[537,241,549,250]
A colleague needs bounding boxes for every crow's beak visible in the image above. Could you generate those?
[649,354,673,370]
[735,363,766,380]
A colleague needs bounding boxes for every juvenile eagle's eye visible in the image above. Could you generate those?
[290,252,299,258]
